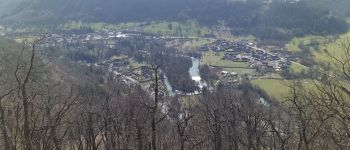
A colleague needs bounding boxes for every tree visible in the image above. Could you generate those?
[151,65,160,150]
[14,37,46,150]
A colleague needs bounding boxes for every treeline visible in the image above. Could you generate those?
[254,1,349,41]
[3,0,349,41]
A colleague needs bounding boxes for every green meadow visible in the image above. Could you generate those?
[201,51,255,74]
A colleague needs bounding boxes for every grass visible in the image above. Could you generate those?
[312,30,350,64]
[283,28,350,70]
[111,55,128,61]
[60,21,144,31]
[202,51,249,67]
[310,18,350,71]
[59,20,211,38]
[222,68,255,74]
[251,79,292,101]
[254,21,350,101]
[258,73,283,79]
[143,20,210,37]
[285,35,325,52]
[252,79,316,101]
[129,60,145,69]
[283,28,350,65]
[201,51,255,74]
[183,38,214,49]
[290,62,308,73]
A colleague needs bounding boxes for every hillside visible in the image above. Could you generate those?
[304,0,350,17]
[1,0,209,24]
[0,37,108,93]
[1,0,348,41]
[0,0,27,17]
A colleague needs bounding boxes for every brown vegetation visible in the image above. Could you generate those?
[0,37,349,150]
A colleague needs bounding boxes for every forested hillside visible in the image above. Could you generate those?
[0,0,26,17]
[304,0,350,17]
[1,0,348,40]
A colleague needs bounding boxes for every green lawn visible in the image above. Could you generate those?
[59,20,210,38]
[312,30,350,64]
[201,51,255,74]
[111,55,128,61]
[184,38,214,49]
[290,62,308,73]
[129,60,148,69]
[307,19,350,81]
[59,21,143,31]
[256,21,350,101]
[252,79,291,101]
[283,29,350,64]
[202,51,249,67]
[285,35,325,52]
[222,68,255,74]
[258,73,283,79]
[252,79,316,101]
[143,20,210,37]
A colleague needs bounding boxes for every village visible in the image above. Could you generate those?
[198,39,298,73]
[37,29,304,95]
[44,29,301,74]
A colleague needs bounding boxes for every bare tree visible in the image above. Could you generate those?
[0,89,14,150]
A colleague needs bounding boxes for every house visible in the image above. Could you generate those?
[221,71,229,75]
[229,72,238,77]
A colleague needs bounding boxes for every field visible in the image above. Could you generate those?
[59,20,211,38]
[285,35,326,52]
[143,20,210,37]
[285,29,350,65]
[290,62,308,73]
[257,28,350,101]
[202,52,249,67]
[110,55,128,61]
[284,29,350,65]
[129,60,147,69]
[60,21,143,31]
[183,38,214,49]
[201,51,255,74]
[220,67,255,74]
[312,30,350,64]
[251,79,292,101]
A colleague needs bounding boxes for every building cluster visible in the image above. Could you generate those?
[44,30,161,47]
[41,30,168,86]
[198,40,300,72]
[198,39,254,52]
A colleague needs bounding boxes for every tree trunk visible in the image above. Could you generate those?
[151,67,159,150]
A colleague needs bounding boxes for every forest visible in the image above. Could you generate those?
[1,0,349,41]
[0,32,349,149]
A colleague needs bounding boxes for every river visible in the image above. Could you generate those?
[164,73,175,96]
[189,57,207,91]
[165,57,206,96]
[164,57,270,107]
